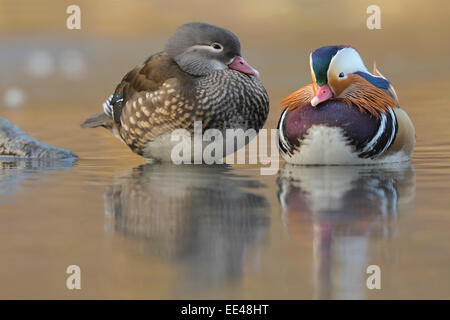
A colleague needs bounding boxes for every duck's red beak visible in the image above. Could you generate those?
[228,56,259,76]
[311,84,333,107]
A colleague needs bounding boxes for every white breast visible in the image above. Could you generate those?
[142,129,258,163]
[281,125,409,165]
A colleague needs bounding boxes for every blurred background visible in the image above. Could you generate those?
[0,0,449,299]
[1,0,449,151]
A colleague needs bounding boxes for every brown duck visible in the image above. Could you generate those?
[81,22,269,161]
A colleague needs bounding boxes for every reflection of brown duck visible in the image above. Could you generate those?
[104,164,270,286]
[277,163,415,299]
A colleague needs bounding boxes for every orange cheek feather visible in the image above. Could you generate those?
[329,76,352,97]
[336,74,397,116]
[281,83,315,112]
[280,75,397,116]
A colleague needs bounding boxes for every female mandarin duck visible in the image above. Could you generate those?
[81,22,269,161]
[278,45,415,165]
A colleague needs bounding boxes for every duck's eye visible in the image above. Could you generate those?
[211,43,223,51]
[338,72,345,78]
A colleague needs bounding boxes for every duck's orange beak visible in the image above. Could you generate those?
[311,84,333,107]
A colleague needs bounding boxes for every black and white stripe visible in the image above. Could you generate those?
[102,93,124,123]
[102,94,114,117]
[277,108,290,155]
[359,108,397,159]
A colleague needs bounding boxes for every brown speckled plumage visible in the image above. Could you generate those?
[81,23,269,159]
[115,53,268,156]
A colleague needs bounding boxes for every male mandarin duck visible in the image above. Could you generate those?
[81,22,269,161]
[278,45,415,165]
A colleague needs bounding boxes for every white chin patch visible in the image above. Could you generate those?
[310,97,319,107]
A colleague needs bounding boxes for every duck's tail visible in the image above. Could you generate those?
[81,112,113,129]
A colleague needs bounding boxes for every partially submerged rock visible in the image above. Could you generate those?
[0,117,77,160]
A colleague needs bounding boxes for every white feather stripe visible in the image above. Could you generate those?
[389,84,399,103]
[361,112,387,154]
[378,108,397,155]
[360,108,397,158]
[278,109,290,153]
[102,94,114,117]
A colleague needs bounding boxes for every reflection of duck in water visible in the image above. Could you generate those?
[278,163,415,299]
[104,164,269,290]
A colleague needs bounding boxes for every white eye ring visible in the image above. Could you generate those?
[338,72,345,78]
[211,43,223,52]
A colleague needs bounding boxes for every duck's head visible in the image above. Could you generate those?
[165,22,259,77]
[310,45,368,106]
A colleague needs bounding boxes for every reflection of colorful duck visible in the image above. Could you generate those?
[104,164,270,290]
[278,164,415,299]
[278,45,415,165]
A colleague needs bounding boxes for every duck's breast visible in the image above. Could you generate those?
[194,70,269,131]
[278,100,405,164]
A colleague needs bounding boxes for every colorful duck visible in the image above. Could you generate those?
[278,45,415,165]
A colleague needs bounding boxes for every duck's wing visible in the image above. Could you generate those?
[81,52,188,128]
[339,73,398,116]
[107,52,188,123]
[373,62,399,103]
[350,62,399,104]
[280,83,315,112]
[114,55,202,155]
[384,107,415,157]
[370,63,415,157]
[339,72,400,158]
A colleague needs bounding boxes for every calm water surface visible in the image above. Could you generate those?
[1,104,449,299]
[1,0,450,298]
